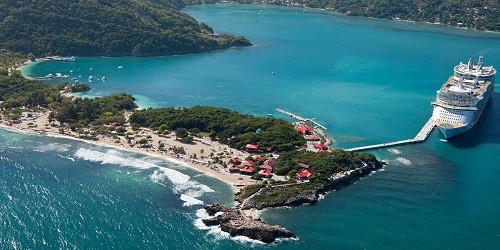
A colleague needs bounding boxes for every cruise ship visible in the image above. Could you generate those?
[432,56,496,138]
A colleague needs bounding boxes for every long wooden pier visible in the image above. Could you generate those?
[276,108,328,130]
[345,118,436,152]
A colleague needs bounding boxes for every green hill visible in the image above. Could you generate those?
[0,0,251,57]
[226,0,499,31]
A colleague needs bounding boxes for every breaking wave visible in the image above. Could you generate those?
[396,157,412,166]
[387,148,401,155]
[74,148,213,206]
[38,143,71,152]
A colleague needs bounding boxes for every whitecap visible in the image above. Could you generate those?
[74,148,213,200]
[387,148,401,155]
[180,194,204,207]
[74,148,155,169]
[150,167,214,198]
[396,157,412,166]
[39,143,71,152]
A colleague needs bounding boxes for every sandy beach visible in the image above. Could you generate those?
[0,108,260,190]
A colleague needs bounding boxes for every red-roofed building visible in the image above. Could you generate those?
[259,164,273,170]
[296,124,313,135]
[227,164,240,173]
[241,161,254,167]
[296,169,312,179]
[305,135,319,141]
[252,155,263,161]
[246,144,259,151]
[240,166,255,175]
[298,163,310,169]
[314,143,328,150]
[231,157,243,164]
[258,169,272,177]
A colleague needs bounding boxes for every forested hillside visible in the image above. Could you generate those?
[226,0,499,31]
[0,0,251,57]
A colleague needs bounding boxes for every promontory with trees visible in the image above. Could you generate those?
[0,0,251,57]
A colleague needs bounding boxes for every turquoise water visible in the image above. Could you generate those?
[8,4,500,249]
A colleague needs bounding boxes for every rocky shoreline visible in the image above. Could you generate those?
[202,204,296,243]
[202,161,383,243]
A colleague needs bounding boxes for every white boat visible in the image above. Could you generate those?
[117,66,123,69]
[102,76,106,81]
[61,56,76,62]
[55,73,62,78]
[88,76,94,81]
[46,74,54,78]
[432,56,496,138]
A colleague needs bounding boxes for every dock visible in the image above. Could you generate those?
[276,108,328,130]
[344,118,436,152]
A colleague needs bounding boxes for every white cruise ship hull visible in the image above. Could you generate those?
[437,123,473,139]
[432,88,491,139]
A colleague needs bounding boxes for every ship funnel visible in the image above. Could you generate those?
[467,57,474,70]
[477,55,484,71]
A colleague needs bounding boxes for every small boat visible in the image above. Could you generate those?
[61,56,76,62]
[101,76,106,81]
[70,70,73,73]
[89,67,93,71]
[71,77,78,81]
[117,66,123,69]
[46,73,54,78]
[88,76,94,81]
[55,73,62,78]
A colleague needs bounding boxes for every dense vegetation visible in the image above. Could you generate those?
[275,150,380,183]
[0,75,61,108]
[129,106,306,151]
[0,49,32,76]
[236,150,382,207]
[0,74,137,126]
[50,93,137,126]
[0,0,251,57]
[224,0,499,31]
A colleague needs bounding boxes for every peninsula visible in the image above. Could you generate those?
[1,60,382,242]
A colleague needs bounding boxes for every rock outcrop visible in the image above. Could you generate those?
[202,204,296,243]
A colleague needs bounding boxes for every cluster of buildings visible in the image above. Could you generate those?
[226,146,278,178]
[295,123,332,153]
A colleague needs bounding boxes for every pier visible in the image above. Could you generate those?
[344,118,436,152]
[276,108,328,130]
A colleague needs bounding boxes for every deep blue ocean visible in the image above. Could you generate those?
[3,4,500,249]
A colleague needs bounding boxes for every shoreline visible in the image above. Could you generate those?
[202,2,499,33]
[0,112,259,191]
